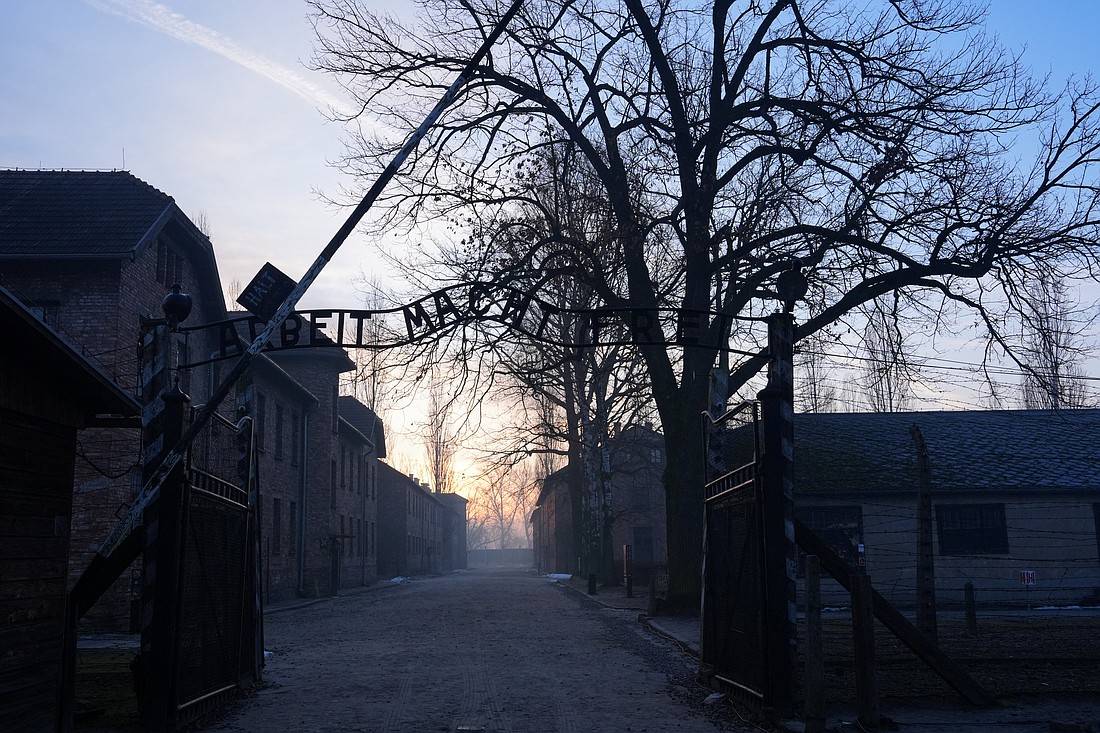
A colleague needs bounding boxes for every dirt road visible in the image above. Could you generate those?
[200,568,747,732]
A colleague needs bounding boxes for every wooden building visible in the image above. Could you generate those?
[793,409,1100,609]
[0,284,139,732]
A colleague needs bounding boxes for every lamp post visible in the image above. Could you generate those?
[161,283,192,331]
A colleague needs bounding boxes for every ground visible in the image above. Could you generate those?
[71,570,1100,732]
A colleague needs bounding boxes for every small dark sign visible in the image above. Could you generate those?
[237,262,297,322]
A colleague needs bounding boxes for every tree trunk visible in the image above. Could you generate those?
[566,432,585,576]
[659,396,706,613]
[598,443,616,585]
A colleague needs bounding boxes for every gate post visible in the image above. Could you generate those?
[137,322,191,731]
[757,311,797,716]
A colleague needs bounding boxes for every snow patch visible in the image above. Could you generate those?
[546,573,572,581]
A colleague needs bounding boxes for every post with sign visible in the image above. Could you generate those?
[1018,570,1037,611]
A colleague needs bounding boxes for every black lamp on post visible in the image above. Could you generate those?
[775,266,808,314]
[162,283,193,331]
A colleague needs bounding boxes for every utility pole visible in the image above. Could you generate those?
[910,424,938,643]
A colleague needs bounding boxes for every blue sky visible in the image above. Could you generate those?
[2,1,1098,315]
[1,0,373,309]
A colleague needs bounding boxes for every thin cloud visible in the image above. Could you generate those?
[84,0,353,116]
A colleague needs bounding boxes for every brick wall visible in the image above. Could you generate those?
[1,232,227,629]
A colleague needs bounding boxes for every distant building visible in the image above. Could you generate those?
[533,423,667,581]
[376,462,467,578]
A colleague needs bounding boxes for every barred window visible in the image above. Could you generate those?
[937,503,1008,555]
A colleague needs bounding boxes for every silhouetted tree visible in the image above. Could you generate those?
[311,0,1100,608]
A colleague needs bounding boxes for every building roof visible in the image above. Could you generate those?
[793,409,1100,495]
[535,422,665,508]
[338,395,386,458]
[0,284,140,422]
[0,169,177,259]
[377,460,443,502]
[0,169,227,323]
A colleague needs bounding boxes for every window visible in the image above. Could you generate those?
[332,385,339,433]
[272,498,282,555]
[289,501,297,554]
[28,300,60,329]
[632,526,655,564]
[330,460,337,508]
[348,449,355,492]
[274,404,284,459]
[156,239,183,286]
[796,505,864,573]
[290,409,301,466]
[156,240,166,283]
[255,393,267,452]
[937,503,1008,555]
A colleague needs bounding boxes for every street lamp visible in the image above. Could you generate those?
[162,283,193,330]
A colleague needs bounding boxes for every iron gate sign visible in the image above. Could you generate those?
[181,281,751,369]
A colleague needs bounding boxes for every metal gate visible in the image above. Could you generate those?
[699,401,767,704]
[177,409,257,725]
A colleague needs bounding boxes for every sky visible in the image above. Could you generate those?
[1,0,393,310]
[2,1,1099,418]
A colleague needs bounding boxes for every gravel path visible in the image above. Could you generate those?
[199,568,756,733]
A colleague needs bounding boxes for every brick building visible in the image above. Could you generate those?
[532,423,667,581]
[0,169,226,628]
[376,462,468,578]
[0,169,393,625]
[233,348,384,603]
[1,169,471,627]
[0,284,140,732]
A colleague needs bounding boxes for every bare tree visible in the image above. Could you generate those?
[225,278,244,311]
[347,276,409,418]
[311,0,1100,608]
[795,331,840,413]
[1019,276,1095,409]
[859,295,916,412]
[421,375,461,494]
[469,471,519,550]
[192,209,212,239]
[505,460,540,548]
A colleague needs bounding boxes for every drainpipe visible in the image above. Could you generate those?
[296,414,309,596]
[365,444,374,581]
